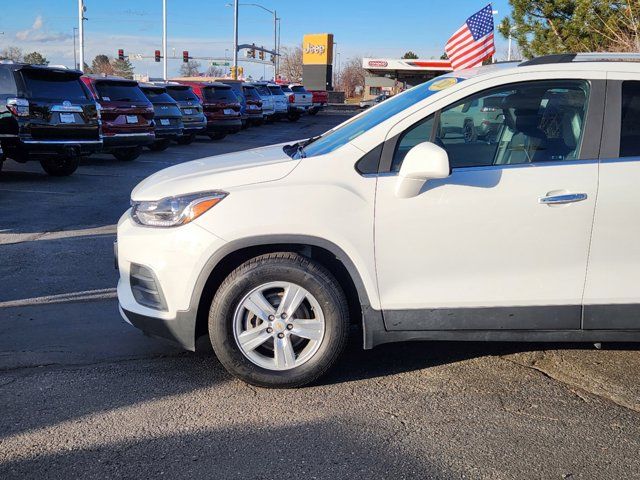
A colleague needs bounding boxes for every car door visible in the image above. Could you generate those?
[583,74,640,329]
[374,78,605,331]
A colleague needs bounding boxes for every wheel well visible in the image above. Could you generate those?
[194,243,363,344]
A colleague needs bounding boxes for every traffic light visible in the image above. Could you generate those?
[249,44,256,59]
[230,66,237,79]
[154,50,161,62]
[118,49,124,61]
[237,66,244,78]
[182,50,189,63]
[258,47,264,61]
[270,54,275,63]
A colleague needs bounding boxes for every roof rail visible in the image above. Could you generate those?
[520,52,640,67]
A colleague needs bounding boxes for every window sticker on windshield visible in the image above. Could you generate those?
[428,78,458,91]
[102,96,110,101]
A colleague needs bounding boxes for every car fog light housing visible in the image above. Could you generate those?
[131,191,227,227]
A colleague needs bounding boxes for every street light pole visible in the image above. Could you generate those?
[162,0,168,80]
[232,0,239,79]
[73,27,78,70]
[78,0,85,72]
[273,10,277,79]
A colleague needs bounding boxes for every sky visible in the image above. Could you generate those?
[0,0,514,80]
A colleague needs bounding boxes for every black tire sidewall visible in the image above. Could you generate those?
[40,155,79,176]
[209,255,348,388]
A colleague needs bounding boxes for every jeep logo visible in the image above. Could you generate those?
[304,44,325,55]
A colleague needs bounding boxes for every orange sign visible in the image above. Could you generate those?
[303,33,334,65]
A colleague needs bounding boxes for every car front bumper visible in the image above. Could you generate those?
[116,212,227,350]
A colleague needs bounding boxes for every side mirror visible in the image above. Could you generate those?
[395,142,450,198]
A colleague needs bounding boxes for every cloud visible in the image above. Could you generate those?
[15,15,71,43]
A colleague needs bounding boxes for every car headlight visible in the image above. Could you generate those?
[131,191,227,227]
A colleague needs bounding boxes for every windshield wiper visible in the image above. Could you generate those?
[283,135,320,159]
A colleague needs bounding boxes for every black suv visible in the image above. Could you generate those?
[139,83,184,151]
[0,63,101,176]
[162,83,206,145]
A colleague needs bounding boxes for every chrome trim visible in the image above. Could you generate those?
[539,193,588,205]
[105,132,155,138]
[21,139,102,145]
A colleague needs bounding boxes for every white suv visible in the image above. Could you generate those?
[117,54,640,388]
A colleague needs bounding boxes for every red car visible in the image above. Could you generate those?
[81,75,155,161]
[173,80,242,140]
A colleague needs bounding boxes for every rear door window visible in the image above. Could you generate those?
[94,82,148,102]
[620,81,640,157]
[21,70,87,100]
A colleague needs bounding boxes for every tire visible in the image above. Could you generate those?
[176,134,196,145]
[112,146,142,162]
[209,252,349,388]
[308,107,319,116]
[39,155,80,176]
[463,120,477,143]
[287,112,301,122]
[208,132,226,141]
[148,139,171,151]
[241,120,248,129]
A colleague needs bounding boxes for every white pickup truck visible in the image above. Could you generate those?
[282,84,312,120]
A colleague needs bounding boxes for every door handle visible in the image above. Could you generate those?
[539,193,588,205]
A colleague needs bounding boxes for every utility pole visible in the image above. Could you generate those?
[273,10,277,79]
[78,0,85,72]
[73,27,78,69]
[232,0,239,79]
[162,0,168,80]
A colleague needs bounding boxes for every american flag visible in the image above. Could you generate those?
[445,4,496,70]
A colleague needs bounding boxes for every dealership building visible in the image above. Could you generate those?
[362,58,453,100]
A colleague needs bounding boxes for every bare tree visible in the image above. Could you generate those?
[23,51,49,65]
[0,46,23,62]
[205,65,224,77]
[179,59,201,77]
[91,54,114,75]
[337,56,365,98]
[279,46,303,83]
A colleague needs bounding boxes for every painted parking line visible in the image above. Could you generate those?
[0,224,117,245]
[0,287,117,308]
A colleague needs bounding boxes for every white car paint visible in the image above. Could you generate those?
[117,58,640,346]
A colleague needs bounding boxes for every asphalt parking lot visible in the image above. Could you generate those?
[1,111,639,479]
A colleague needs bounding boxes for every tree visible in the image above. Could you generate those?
[279,46,303,83]
[336,56,365,98]
[23,51,49,65]
[179,59,201,77]
[499,0,640,58]
[0,46,23,62]
[205,65,224,77]
[112,58,135,79]
[402,51,419,59]
[91,54,114,75]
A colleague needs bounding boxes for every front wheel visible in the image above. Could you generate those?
[209,252,349,388]
[39,155,80,176]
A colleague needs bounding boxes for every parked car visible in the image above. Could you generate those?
[118,54,640,388]
[0,63,101,176]
[162,83,206,145]
[307,89,328,115]
[241,84,264,126]
[439,93,507,143]
[251,83,276,122]
[359,93,389,109]
[265,83,288,119]
[139,83,184,151]
[173,80,242,140]
[286,84,313,119]
[218,79,261,129]
[81,75,154,161]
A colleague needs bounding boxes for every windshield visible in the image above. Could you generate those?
[166,86,199,102]
[294,76,465,159]
[254,85,271,96]
[95,82,148,102]
[203,86,237,103]
[142,88,176,103]
[22,70,87,100]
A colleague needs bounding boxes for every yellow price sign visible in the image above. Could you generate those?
[428,77,458,91]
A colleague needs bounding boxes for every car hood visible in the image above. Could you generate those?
[131,143,299,201]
